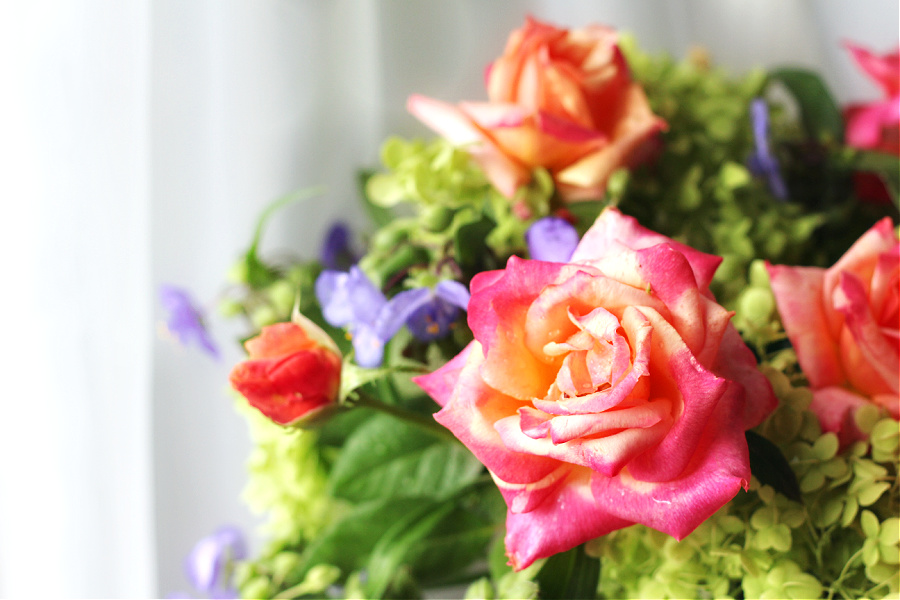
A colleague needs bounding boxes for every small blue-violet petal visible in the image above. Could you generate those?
[159,285,219,359]
[375,288,432,341]
[353,324,388,368]
[526,217,580,262]
[184,526,246,592]
[347,266,387,326]
[748,98,788,200]
[435,280,471,310]
[316,270,354,327]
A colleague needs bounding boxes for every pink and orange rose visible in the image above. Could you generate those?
[230,316,342,426]
[408,17,665,202]
[416,208,776,569]
[768,218,899,444]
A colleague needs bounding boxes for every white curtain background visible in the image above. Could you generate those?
[0,1,896,596]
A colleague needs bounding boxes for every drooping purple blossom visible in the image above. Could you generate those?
[748,98,788,200]
[316,267,470,366]
[526,216,580,262]
[184,525,246,596]
[159,285,219,359]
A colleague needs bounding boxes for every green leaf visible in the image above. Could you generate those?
[408,505,496,586]
[535,545,600,600]
[768,68,844,143]
[455,214,496,276]
[365,500,456,598]
[296,497,427,579]
[327,413,483,502]
[746,430,802,502]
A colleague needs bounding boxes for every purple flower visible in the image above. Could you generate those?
[316,268,470,366]
[159,285,219,359]
[393,281,471,342]
[748,98,788,200]
[184,526,246,595]
[320,222,358,270]
[526,216,579,262]
[316,266,400,367]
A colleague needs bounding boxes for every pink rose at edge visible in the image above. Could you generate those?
[843,41,900,155]
[415,208,777,570]
[407,16,666,203]
[767,218,900,445]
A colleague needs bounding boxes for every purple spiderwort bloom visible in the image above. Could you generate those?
[159,285,219,359]
[316,266,389,367]
[526,216,580,262]
[320,222,358,271]
[316,267,470,366]
[184,525,246,596]
[748,98,788,200]
[392,281,471,342]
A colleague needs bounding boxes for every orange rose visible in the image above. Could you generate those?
[408,16,665,202]
[230,315,342,426]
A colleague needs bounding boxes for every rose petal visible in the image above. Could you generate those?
[573,208,721,290]
[834,271,900,395]
[626,310,729,483]
[504,467,632,570]
[767,263,845,388]
[809,385,871,446]
[592,382,749,539]
[430,343,559,484]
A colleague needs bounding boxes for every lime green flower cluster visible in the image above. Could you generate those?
[593,363,898,600]
[230,400,340,598]
[616,37,854,308]
[361,136,558,288]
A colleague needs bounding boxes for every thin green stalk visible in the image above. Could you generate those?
[351,391,459,443]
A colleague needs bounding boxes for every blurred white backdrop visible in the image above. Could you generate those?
[0,1,896,596]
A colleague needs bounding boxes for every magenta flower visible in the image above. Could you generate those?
[843,41,900,155]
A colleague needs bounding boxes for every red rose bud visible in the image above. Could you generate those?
[230,315,342,426]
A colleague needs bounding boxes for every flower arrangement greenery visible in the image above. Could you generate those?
[164,17,899,600]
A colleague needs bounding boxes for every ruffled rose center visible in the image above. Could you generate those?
[497,305,674,476]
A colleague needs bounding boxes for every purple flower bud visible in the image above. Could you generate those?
[320,222,358,270]
[748,98,788,200]
[526,217,579,262]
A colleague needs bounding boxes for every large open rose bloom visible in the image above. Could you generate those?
[768,218,899,443]
[408,17,665,202]
[416,208,776,569]
[230,315,342,426]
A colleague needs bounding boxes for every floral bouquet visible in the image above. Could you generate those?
[165,17,899,600]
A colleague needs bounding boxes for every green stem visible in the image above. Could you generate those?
[248,186,328,255]
[352,391,459,443]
